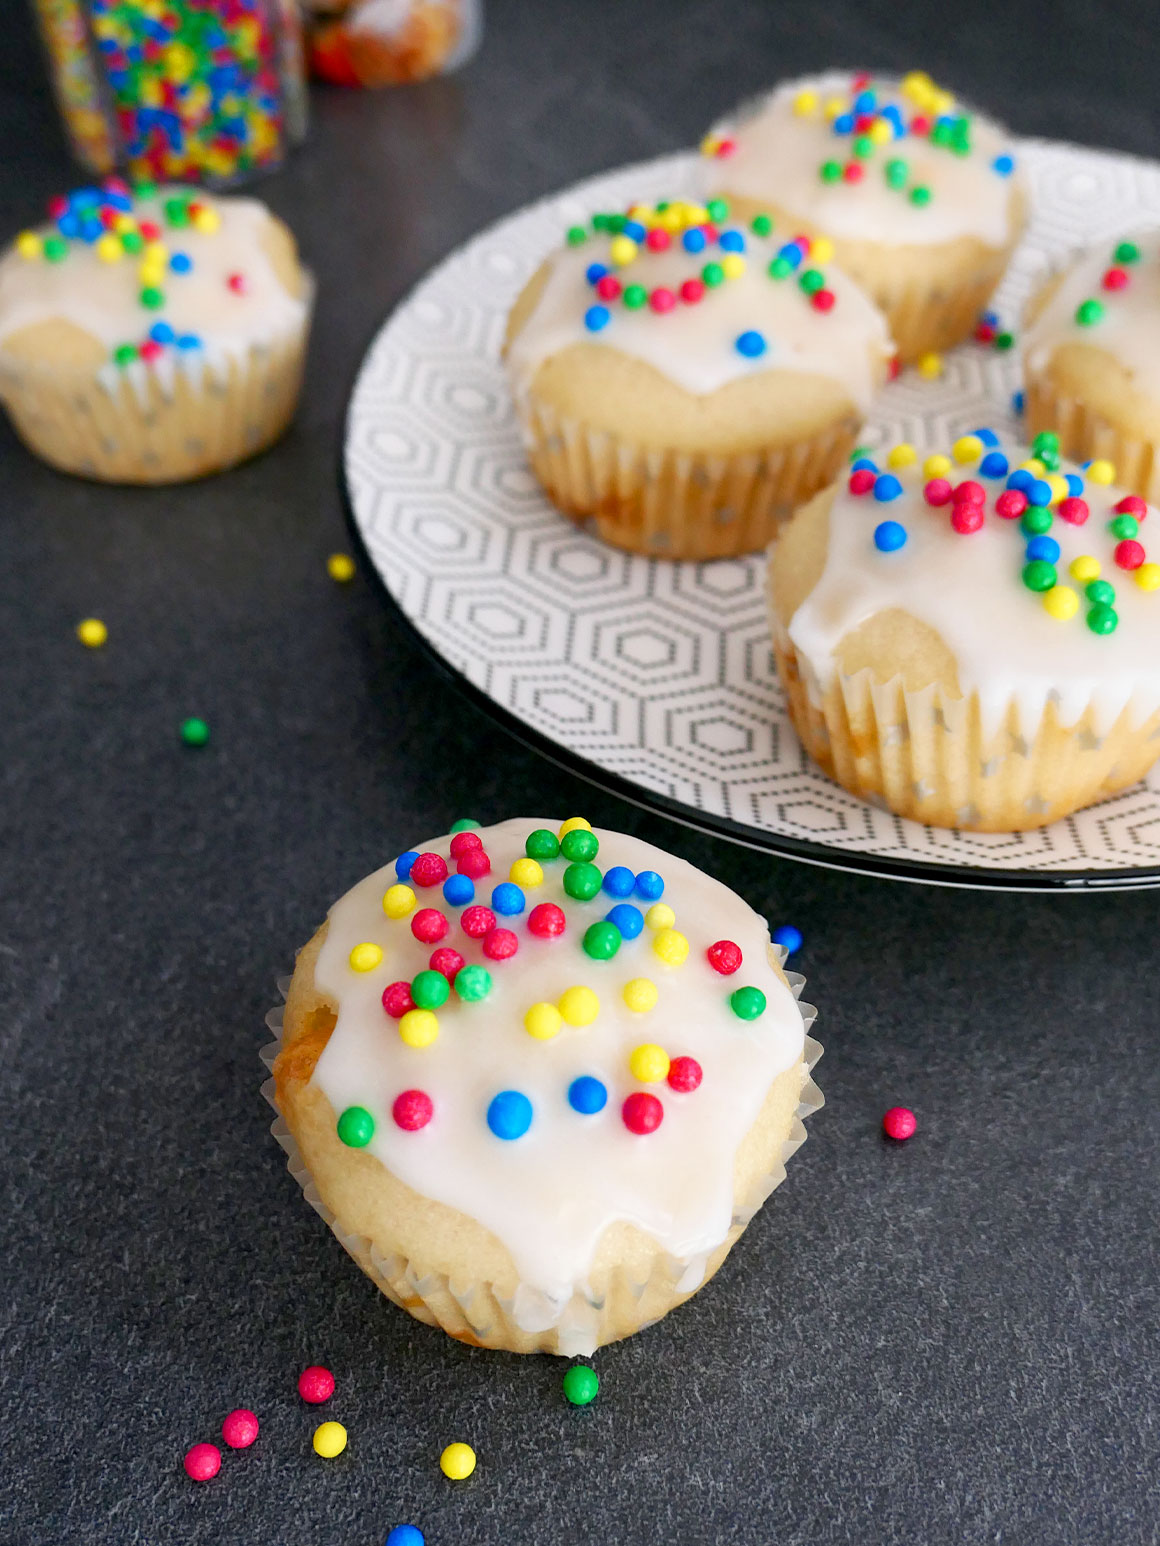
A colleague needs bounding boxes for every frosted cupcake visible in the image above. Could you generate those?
[271,817,821,1355]
[1023,234,1160,504]
[703,70,1027,363]
[769,430,1160,830]
[0,181,313,483]
[504,197,893,559]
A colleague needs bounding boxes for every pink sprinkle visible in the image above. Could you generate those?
[924,478,953,507]
[448,830,482,859]
[679,278,705,305]
[1114,495,1146,518]
[645,228,671,251]
[428,946,465,981]
[382,981,415,1019]
[951,503,984,534]
[811,288,836,312]
[595,274,621,300]
[953,480,984,506]
[411,908,449,944]
[667,1056,703,1093]
[227,272,247,294]
[1115,538,1146,570]
[393,1089,434,1130]
[995,489,1028,520]
[715,137,736,157]
[139,340,163,363]
[883,1106,917,1141]
[47,194,68,219]
[183,1443,221,1482]
[1102,266,1129,291]
[460,905,496,939]
[456,848,491,879]
[222,1409,259,1449]
[298,1366,335,1404]
[482,926,519,960]
[706,940,742,975]
[1057,496,1089,525]
[649,287,676,314]
[409,852,448,887]
[848,469,876,496]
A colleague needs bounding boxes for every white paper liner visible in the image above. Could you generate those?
[261,967,822,1357]
[1025,370,1160,507]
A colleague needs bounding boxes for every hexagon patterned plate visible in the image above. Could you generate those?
[344,142,1160,890]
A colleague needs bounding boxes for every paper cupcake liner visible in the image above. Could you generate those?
[0,285,312,485]
[869,246,1016,366]
[773,621,1160,831]
[1024,372,1160,505]
[260,972,822,1358]
[514,389,861,560]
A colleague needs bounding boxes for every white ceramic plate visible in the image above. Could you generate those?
[344,142,1160,890]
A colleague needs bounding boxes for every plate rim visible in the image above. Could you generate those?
[339,145,1160,894]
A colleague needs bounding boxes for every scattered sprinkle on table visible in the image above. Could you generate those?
[76,618,108,648]
[883,1106,917,1141]
[562,1365,600,1406]
[180,716,210,747]
[298,1365,335,1404]
[313,1421,347,1459]
[386,1527,425,1546]
[771,924,803,955]
[221,1408,259,1449]
[327,553,356,582]
[183,1441,221,1482]
[440,1441,476,1480]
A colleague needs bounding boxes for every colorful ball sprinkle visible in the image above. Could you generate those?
[387,1527,425,1546]
[667,1056,703,1093]
[183,1443,221,1482]
[337,1106,375,1147]
[568,1075,608,1114]
[454,963,492,1002]
[393,1089,434,1131]
[622,1092,664,1135]
[440,1443,477,1481]
[883,1106,917,1141]
[622,977,658,1012]
[874,521,907,552]
[562,1366,600,1406]
[528,902,567,938]
[772,924,803,954]
[707,939,743,974]
[76,617,108,647]
[222,1410,259,1450]
[313,1422,347,1459]
[298,1367,335,1405]
[558,986,600,1026]
[487,1090,532,1139]
[730,986,767,1020]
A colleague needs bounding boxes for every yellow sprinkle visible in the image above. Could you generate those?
[1070,555,1101,583]
[313,1422,347,1459]
[440,1442,476,1481]
[95,233,122,263]
[1047,474,1070,505]
[869,119,893,145]
[644,903,675,931]
[683,204,709,226]
[557,816,592,840]
[349,942,383,972]
[901,70,934,101]
[608,235,637,266]
[192,206,220,234]
[953,434,984,464]
[139,261,165,286]
[399,1008,439,1047]
[1087,459,1116,485]
[1042,585,1079,621]
[622,977,658,1013]
[558,986,599,1027]
[923,453,952,479]
[629,1043,671,1082]
[509,857,543,887]
[627,203,651,222]
[700,135,722,157]
[793,89,818,116]
[658,205,684,233]
[1136,562,1160,591]
[1019,459,1046,477]
[810,235,834,264]
[652,928,689,966]
[524,1002,562,1039]
[16,231,42,260]
[76,617,108,648]
[887,443,918,470]
[721,253,746,279]
[382,884,416,919]
[824,96,845,121]
[930,87,956,115]
[917,352,943,380]
[327,553,356,582]
[114,214,137,233]
[143,239,169,263]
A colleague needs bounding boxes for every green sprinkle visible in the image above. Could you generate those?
[1114,240,1140,265]
[562,1366,599,1406]
[180,717,209,747]
[337,1106,374,1148]
[706,197,729,222]
[163,197,190,227]
[582,921,621,961]
[655,201,670,212]
[1087,603,1119,635]
[120,230,144,254]
[623,284,647,309]
[819,159,843,183]
[799,268,825,295]
[112,343,137,367]
[909,185,932,207]
[410,969,450,1011]
[750,213,773,236]
[563,862,602,902]
[852,134,874,159]
[140,286,165,309]
[449,818,480,833]
[769,256,792,279]
[566,225,587,246]
[1109,514,1139,540]
[1022,560,1057,593]
[454,964,492,1002]
[43,236,68,262]
[850,444,871,464]
[702,261,725,288]
[884,158,908,189]
[931,121,952,147]
[607,213,626,234]
[1038,448,1060,471]
[1032,431,1060,452]
[994,331,1015,351]
[132,179,158,201]
[525,828,560,861]
[560,828,598,863]
[1021,508,1054,536]
[1086,579,1116,606]
[1076,298,1105,326]
[730,986,767,1021]
[591,214,610,232]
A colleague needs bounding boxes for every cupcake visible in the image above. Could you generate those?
[504,197,892,559]
[1023,234,1160,504]
[270,816,821,1356]
[0,181,313,483]
[769,430,1160,831]
[702,70,1027,364]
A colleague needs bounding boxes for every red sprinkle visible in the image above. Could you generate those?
[1114,495,1147,518]
[461,905,496,939]
[715,137,736,157]
[139,219,161,240]
[887,355,901,381]
[298,1366,335,1404]
[429,946,465,981]
[706,939,743,975]
[667,1056,703,1093]
[854,113,875,133]
[1057,496,1089,525]
[222,1410,259,1450]
[951,503,984,534]
[449,830,483,859]
[456,848,491,879]
[47,194,69,219]
[527,902,566,938]
[995,489,1028,520]
[139,339,163,363]
[409,852,449,887]
[848,469,876,495]
[482,926,518,960]
[411,908,449,944]
[1102,266,1130,291]
[623,1092,664,1135]
[924,478,953,507]
[883,1106,917,1141]
[842,163,864,184]
[679,278,705,305]
[792,234,812,253]
[811,289,836,311]
[1115,538,1146,570]
[595,275,621,301]
[649,287,676,314]
[183,1443,221,1482]
[953,480,984,506]
[910,114,931,135]
[392,1089,434,1131]
[974,322,996,344]
[227,271,247,294]
[645,228,671,251]
[382,981,416,1019]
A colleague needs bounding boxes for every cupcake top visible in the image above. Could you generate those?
[1023,234,1160,400]
[307,816,810,1303]
[0,180,309,391]
[781,429,1160,736]
[703,70,1021,249]
[506,197,892,410]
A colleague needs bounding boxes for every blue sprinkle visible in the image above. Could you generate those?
[980,309,999,328]
[176,334,202,351]
[935,114,956,132]
[601,866,635,897]
[622,220,647,242]
[634,870,664,902]
[442,874,475,907]
[973,427,1001,447]
[487,1090,533,1140]
[979,451,1009,478]
[874,520,907,552]
[1026,535,1061,564]
[772,923,803,954]
[1065,473,1084,497]
[873,473,903,502]
[169,252,192,274]
[585,262,608,286]
[736,330,767,358]
[718,229,746,253]
[832,112,855,135]
[853,90,877,113]
[682,228,707,253]
[777,242,804,270]
[386,1529,425,1546]
[850,457,879,475]
[881,104,905,131]
[1012,389,1025,415]
[148,321,175,345]
[395,851,419,881]
[1028,479,1053,507]
[58,212,80,238]
[1007,469,1035,494]
[568,1076,608,1116]
[491,882,525,916]
[584,305,611,333]
[606,903,644,940]
[992,153,1015,176]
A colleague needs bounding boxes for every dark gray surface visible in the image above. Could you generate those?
[2,2,1159,1542]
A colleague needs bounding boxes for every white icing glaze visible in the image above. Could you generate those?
[310,818,808,1303]
[1023,232,1160,404]
[506,221,892,409]
[785,438,1160,737]
[707,71,1021,249]
[0,189,308,398]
